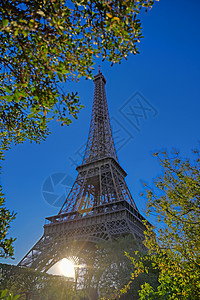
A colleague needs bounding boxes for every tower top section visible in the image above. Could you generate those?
[94,71,106,84]
[82,72,118,164]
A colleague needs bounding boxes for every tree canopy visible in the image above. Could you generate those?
[0,149,16,259]
[0,0,156,149]
[0,193,16,259]
[77,235,158,299]
[125,148,200,299]
[0,263,75,300]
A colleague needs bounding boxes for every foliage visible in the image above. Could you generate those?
[0,0,157,149]
[93,235,137,299]
[0,193,16,259]
[126,148,200,299]
[89,235,158,300]
[0,263,75,299]
[0,289,20,300]
[0,148,16,259]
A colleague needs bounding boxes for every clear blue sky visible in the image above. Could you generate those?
[1,0,200,265]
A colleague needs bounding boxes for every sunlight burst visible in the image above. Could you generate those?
[47,258,75,278]
[59,258,75,278]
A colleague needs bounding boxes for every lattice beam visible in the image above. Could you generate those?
[18,72,148,286]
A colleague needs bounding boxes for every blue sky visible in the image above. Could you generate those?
[1,0,200,265]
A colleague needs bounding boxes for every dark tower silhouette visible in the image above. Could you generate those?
[18,72,147,273]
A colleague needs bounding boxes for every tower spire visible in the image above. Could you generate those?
[82,72,118,164]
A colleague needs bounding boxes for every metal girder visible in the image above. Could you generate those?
[18,72,148,287]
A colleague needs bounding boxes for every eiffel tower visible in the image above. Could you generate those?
[18,71,147,275]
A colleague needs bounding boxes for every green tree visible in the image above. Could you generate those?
[93,236,139,299]
[0,263,75,299]
[126,148,200,299]
[0,0,157,148]
[0,193,16,259]
[0,149,16,259]
[87,235,158,300]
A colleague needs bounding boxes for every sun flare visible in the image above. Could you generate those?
[59,258,75,278]
[47,258,75,278]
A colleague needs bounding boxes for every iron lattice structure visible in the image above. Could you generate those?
[18,72,147,275]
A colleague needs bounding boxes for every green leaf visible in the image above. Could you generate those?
[57,73,63,82]
[13,295,20,300]
[3,19,9,27]
[14,29,19,36]
[1,289,8,298]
